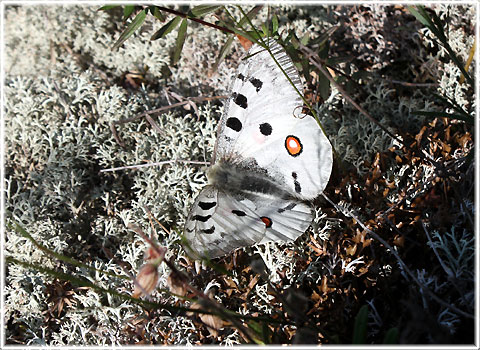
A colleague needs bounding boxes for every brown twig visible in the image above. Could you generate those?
[389,80,438,88]
[100,159,210,173]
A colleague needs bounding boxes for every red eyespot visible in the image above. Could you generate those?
[285,135,302,157]
[261,216,272,228]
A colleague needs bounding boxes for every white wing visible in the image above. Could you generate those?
[214,39,332,200]
[214,39,303,160]
[183,185,312,258]
[249,193,313,244]
[184,186,265,258]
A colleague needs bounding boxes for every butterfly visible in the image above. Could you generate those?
[184,39,333,259]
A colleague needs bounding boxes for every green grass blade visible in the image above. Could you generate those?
[261,22,269,37]
[247,321,266,345]
[383,327,399,344]
[352,305,368,344]
[172,18,188,65]
[408,5,474,87]
[300,33,310,45]
[112,9,147,50]
[123,5,135,20]
[220,5,262,46]
[212,35,235,72]
[220,5,262,25]
[189,5,222,17]
[151,16,181,40]
[433,93,472,117]
[9,221,129,280]
[98,5,119,11]
[6,256,197,314]
[429,8,448,41]
[318,72,331,100]
[151,6,166,21]
[223,25,259,45]
[407,6,435,31]
[428,9,473,86]
[271,14,278,33]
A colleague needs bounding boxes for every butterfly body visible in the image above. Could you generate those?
[184,39,333,259]
[208,160,292,199]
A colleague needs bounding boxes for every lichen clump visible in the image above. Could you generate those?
[4,4,475,345]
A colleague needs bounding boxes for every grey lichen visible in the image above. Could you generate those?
[4,3,474,345]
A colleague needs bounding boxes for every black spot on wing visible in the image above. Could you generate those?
[232,92,248,109]
[226,117,242,132]
[259,123,272,136]
[222,135,234,143]
[292,172,302,193]
[192,215,211,222]
[232,210,246,216]
[199,201,216,210]
[201,226,215,234]
[294,180,302,194]
[249,77,263,92]
[237,73,246,81]
[277,202,298,213]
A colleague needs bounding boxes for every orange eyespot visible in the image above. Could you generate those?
[285,135,302,157]
[260,216,272,228]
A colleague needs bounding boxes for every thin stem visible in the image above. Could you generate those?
[10,222,128,280]
[127,223,280,341]
[155,6,234,34]
[100,160,210,173]
[389,80,438,88]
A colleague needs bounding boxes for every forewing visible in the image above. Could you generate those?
[214,39,303,160]
[214,39,332,200]
[251,113,332,200]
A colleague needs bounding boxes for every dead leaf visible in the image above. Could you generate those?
[167,272,187,297]
[237,34,253,51]
[393,235,405,247]
[416,126,427,146]
[189,293,226,338]
[132,263,159,298]
[320,275,334,294]
[346,244,357,256]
